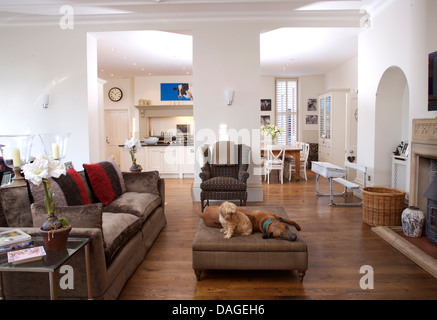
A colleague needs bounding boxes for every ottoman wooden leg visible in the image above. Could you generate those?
[298,270,306,283]
[194,269,202,281]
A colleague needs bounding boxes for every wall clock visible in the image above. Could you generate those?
[108,87,123,102]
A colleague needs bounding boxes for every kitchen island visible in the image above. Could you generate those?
[119,143,195,178]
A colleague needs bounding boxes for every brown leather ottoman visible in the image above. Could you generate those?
[192,206,308,282]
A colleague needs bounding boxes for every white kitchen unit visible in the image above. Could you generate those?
[119,145,194,178]
[178,145,195,178]
[148,146,179,174]
[318,89,349,168]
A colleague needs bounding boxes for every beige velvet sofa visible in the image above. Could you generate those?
[0,163,166,300]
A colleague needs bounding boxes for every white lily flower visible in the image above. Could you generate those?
[22,154,66,186]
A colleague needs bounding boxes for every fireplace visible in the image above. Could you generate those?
[424,176,437,244]
[410,119,437,242]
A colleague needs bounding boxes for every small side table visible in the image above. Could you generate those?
[0,236,92,300]
[311,161,346,206]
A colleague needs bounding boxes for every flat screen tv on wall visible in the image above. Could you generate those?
[429,51,437,111]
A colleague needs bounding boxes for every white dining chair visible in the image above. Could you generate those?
[264,145,286,184]
[287,142,310,181]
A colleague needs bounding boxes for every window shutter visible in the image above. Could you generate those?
[276,79,298,145]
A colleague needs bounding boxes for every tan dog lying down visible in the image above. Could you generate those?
[194,202,301,242]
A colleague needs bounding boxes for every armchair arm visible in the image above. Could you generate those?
[199,163,211,182]
[239,171,249,183]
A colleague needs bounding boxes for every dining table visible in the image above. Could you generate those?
[261,144,303,181]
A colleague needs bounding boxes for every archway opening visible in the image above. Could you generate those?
[374,66,409,187]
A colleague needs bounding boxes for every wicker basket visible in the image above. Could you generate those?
[362,187,406,226]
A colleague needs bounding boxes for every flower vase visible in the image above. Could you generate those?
[266,135,277,145]
[130,163,142,173]
[129,149,142,172]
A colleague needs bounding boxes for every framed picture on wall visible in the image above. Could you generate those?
[261,115,271,125]
[306,115,318,125]
[161,83,193,101]
[260,99,271,111]
[307,99,317,111]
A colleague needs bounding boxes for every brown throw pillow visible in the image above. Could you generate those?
[122,171,160,195]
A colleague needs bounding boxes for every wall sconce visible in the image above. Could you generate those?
[41,94,49,108]
[225,90,234,105]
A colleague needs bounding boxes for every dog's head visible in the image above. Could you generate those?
[219,202,237,220]
[263,221,298,242]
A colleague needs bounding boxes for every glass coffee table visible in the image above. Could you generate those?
[0,236,92,300]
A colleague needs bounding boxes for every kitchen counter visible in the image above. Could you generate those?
[119,142,194,147]
[118,143,195,178]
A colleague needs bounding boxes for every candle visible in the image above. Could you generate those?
[52,143,60,160]
[12,148,22,167]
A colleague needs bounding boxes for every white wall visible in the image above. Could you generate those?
[192,22,263,200]
[0,26,89,168]
[324,57,358,92]
[358,0,431,188]
[299,75,325,143]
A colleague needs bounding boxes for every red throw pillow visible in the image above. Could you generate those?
[83,162,122,206]
[67,168,91,205]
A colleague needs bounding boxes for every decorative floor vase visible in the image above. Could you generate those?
[401,206,425,238]
[39,225,72,250]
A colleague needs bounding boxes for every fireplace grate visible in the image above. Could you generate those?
[427,205,437,245]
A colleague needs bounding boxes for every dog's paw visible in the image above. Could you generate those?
[224,234,231,239]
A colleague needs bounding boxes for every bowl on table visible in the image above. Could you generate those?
[144,137,159,145]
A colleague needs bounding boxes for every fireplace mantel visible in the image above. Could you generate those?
[410,118,437,209]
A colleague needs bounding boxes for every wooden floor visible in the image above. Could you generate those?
[118,171,437,300]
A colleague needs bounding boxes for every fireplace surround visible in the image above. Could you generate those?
[409,119,437,242]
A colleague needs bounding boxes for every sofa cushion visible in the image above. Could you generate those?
[31,203,103,229]
[28,168,91,207]
[65,168,91,205]
[83,161,123,205]
[106,157,126,193]
[200,177,247,191]
[122,170,160,195]
[0,186,33,227]
[102,212,142,263]
[103,192,161,223]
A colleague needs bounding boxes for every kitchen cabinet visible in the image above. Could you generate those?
[318,89,349,167]
[119,145,194,177]
[148,146,179,174]
[178,146,195,178]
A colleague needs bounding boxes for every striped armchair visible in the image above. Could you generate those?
[198,141,251,211]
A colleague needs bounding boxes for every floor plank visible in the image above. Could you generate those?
[118,171,437,300]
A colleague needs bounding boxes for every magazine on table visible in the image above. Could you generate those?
[0,229,31,248]
[7,246,46,265]
[0,240,32,255]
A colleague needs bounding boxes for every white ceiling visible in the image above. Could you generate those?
[0,0,384,79]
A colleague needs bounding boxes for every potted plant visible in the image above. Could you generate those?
[124,137,143,172]
[22,154,71,250]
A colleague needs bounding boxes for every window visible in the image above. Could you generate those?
[276,79,298,145]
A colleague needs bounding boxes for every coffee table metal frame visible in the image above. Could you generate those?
[0,236,92,300]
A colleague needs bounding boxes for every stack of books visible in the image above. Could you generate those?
[0,229,46,264]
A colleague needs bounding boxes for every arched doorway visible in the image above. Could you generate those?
[374,66,409,187]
